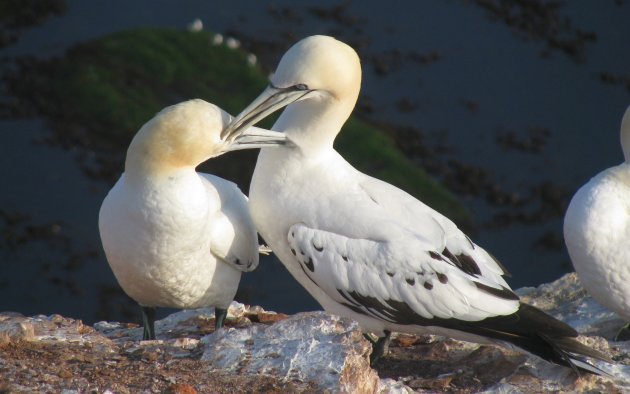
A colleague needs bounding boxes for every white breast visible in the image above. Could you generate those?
[564,163,630,321]
[99,171,241,309]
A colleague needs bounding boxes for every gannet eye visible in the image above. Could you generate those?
[294,83,309,91]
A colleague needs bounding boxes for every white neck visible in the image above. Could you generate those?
[124,150,197,183]
[273,94,354,157]
[621,106,630,163]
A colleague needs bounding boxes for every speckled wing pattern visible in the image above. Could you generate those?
[286,174,519,325]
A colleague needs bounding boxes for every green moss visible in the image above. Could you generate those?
[6,27,469,224]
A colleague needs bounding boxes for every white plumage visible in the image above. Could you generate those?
[99,99,286,339]
[564,105,630,337]
[223,35,611,372]
[272,156,519,335]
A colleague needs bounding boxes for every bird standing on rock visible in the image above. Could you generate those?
[99,99,286,340]
[222,35,611,373]
[564,105,630,341]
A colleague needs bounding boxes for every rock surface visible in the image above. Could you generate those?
[201,312,379,393]
[0,273,629,393]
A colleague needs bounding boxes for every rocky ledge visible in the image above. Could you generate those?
[1,273,629,393]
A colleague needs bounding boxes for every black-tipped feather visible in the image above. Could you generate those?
[338,289,611,374]
[447,303,611,374]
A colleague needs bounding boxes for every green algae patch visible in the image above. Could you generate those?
[4,27,469,225]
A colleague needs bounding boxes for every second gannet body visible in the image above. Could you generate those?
[564,105,630,340]
[99,99,286,339]
[223,35,610,373]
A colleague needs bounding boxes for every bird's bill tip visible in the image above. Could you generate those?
[221,84,309,140]
[226,126,287,151]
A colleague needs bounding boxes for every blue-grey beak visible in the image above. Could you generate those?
[221,84,312,140]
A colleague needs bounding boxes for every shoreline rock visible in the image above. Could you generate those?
[0,273,629,393]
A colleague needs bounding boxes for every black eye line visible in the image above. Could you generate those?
[269,82,310,91]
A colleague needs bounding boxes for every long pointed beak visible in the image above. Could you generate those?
[226,126,287,151]
[221,84,312,140]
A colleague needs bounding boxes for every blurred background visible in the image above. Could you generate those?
[1,0,629,325]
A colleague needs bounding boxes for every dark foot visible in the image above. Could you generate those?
[141,306,156,340]
[215,307,228,330]
[615,323,630,341]
[366,330,391,365]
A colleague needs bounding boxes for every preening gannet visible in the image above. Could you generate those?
[99,99,285,339]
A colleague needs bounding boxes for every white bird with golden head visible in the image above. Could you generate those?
[99,99,285,339]
[223,35,611,374]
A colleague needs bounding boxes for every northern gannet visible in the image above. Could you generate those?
[564,105,630,341]
[99,99,285,340]
[222,35,610,373]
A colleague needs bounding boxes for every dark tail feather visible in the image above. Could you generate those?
[374,294,613,374]
[539,334,613,376]
[457,303,613,375]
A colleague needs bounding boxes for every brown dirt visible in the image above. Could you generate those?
[0,338,316,394]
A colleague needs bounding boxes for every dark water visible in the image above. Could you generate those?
[1,0,630,324]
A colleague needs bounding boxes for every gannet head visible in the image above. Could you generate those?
[125,99,286,174]
[222,35,361,142]
[621,105,630,163]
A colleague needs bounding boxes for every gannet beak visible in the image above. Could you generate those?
[226,126,287,151]
[221,84,312,140]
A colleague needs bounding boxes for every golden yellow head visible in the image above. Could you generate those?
[125,99,286,175]
[222,35,363,146]
[273,35,362,106]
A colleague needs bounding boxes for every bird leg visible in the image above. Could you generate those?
[364,330,391,365]
[614,322,630,341]
[215,307,228,330]
[141,306,156,340]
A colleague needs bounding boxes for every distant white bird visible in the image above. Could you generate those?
[226,37,240,50]
[212,33,224,46]
[222,35,610,373]
[187,18,203,32]
[564,105,630,341]
[246,53,257,67]
[99,99,286,340]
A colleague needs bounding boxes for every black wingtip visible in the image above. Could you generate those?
[500,304,613,375]
[458,303,612,375]
[539,333,613,376]
[487,250,512,277]
[515,303,578,337]
[474,281,520,301]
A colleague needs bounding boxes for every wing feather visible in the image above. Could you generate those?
[288,223,519,325]
[201,174,259,272]
[359,176,511,284]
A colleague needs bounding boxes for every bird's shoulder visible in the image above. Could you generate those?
[356,173,510,278]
